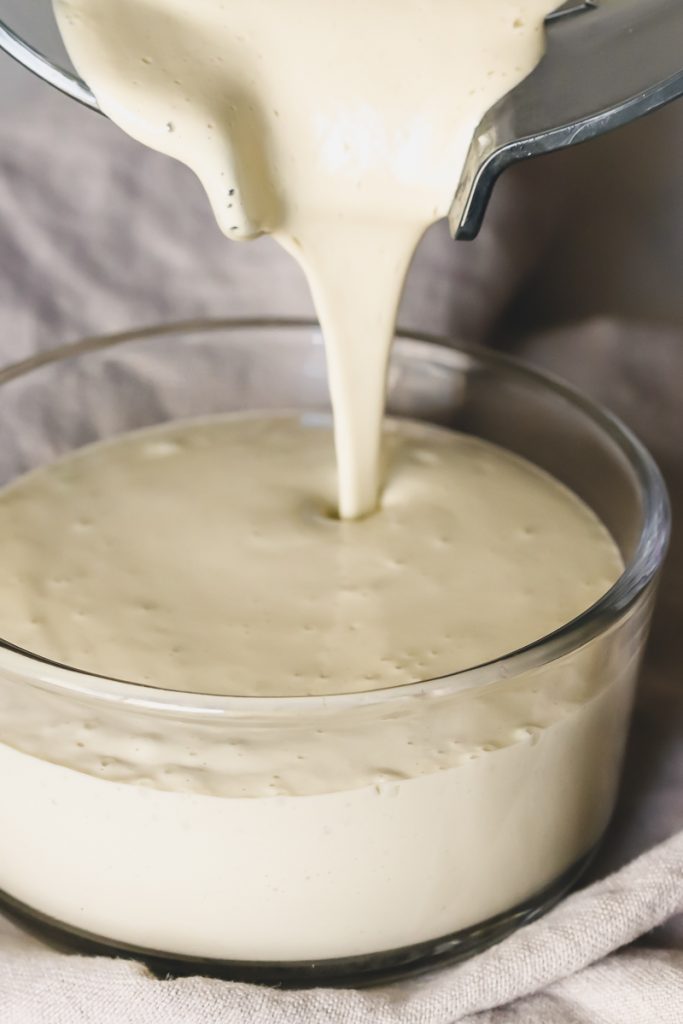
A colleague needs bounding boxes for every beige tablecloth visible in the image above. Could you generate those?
[1,81,683,1022]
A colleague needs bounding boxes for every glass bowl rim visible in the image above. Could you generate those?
[0,317,670,716]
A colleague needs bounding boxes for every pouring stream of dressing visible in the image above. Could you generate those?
[53,0,555,517]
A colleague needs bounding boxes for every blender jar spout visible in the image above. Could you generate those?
[450,0,683,240]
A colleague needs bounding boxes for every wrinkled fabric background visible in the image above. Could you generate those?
[0,43,682,1023]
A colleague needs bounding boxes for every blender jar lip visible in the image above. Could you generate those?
[0,317,671,717]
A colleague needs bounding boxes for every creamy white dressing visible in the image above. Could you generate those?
[0,414,628,961]
[0,416,621,695]
[53,0,555,517]
[0,0,632,965]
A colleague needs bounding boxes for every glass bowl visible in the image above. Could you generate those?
[0,319,670,985]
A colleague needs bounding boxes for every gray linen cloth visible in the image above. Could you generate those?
[2,831,683,1024]
[1,81,683,1022]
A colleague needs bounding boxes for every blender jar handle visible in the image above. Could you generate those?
[0,19,99,112]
